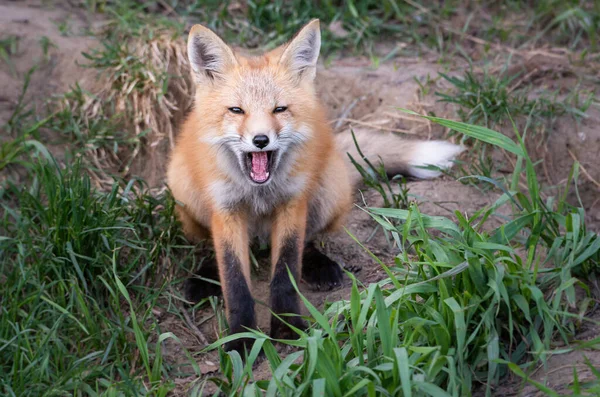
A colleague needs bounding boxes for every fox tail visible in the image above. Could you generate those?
[335,128,464,184]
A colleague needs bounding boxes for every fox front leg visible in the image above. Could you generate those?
[269,198,309,339]
[211,211,256,352]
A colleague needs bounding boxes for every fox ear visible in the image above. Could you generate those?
[187,25,237,82]
[279,19,321,82]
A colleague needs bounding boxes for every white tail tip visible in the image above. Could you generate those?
[407,141,464,179]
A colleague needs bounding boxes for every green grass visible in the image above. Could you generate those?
[0,68,209,394]
[523,0,600,51]
[0,35,19,77]
[85,0,600,57]
[436,68,592,131]
[434,67,593,190]
[1,78,200,394]
[0,155,201,395]
[85,0,421,56]
[39,36,57,60]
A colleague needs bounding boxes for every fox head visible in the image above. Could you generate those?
[187,20,322,186]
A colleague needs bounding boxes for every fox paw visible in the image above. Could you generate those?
[184,259,222,303]
[301,244,344,291]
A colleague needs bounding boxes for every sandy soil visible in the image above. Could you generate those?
[1,1,599,395]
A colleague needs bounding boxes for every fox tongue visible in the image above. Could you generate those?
[250,152,269,182]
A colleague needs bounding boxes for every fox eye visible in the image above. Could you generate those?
[228,107,245,114]
[273,106,288,114]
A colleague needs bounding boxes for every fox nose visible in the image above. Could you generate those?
[252,134,269,149]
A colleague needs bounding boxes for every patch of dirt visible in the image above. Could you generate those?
[318,60,443,133]
[481,309,600,397]
[543,111,600,224]
[1,2,599,395]
[0,1,97,125]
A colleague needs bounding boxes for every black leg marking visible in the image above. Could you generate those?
[184,257,222,304]
[301,243,344,291]
[270,233,307,339]
[222,245,256,353]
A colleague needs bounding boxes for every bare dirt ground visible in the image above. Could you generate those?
[0,1,96,123]
[1,1,599,395]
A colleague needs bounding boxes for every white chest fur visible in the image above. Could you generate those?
[208,172,308,216]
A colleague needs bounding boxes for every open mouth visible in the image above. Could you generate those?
[246,151,275,184]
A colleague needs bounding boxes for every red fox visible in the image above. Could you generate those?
[167,19,463,351]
